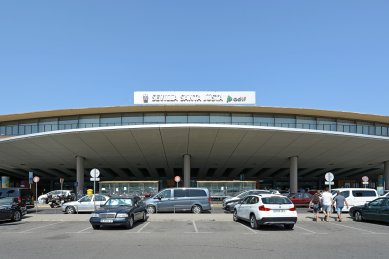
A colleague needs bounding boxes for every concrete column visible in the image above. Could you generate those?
[289,156,298,194]
[183,154,191,188]
[384,161,389,190]
[76,156,85,195]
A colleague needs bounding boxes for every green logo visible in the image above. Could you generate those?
[227,95,232,103]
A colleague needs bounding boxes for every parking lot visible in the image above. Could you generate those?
[1,213,388,259]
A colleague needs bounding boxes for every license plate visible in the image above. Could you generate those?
[273,209,285,213]
[101,219,113,223]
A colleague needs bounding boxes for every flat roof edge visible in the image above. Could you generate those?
[1,105,389,124]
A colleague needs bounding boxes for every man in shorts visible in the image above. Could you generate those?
[333,191,349,222]
[310,190,321,222]
[321,187,333,222]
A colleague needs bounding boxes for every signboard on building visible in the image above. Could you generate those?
[134,91,256,105]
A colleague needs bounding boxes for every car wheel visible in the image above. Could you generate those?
[233,210,239,222]
[65,206,76,214]
[192,205,202,214]
[92,225,100,230]
[126,215,134,229]
[354,211,363,222]
[146,205,156,214]
[250,214,258,229]
[12,210,22,222]
[284,224,294,230]
[142,211,147,222]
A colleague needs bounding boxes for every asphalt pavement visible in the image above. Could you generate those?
[26,205,350,222]
[1,216,388,259]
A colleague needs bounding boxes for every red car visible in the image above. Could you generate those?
[288,193,313,206]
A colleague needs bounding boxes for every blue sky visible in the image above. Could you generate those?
[0,1,388,115]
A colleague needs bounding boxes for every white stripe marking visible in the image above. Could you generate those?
[77,226,92,233]
[328,222,380,234]
[240,224,257,234]
[19,222,63,233]
[192,220,198,233]
[295,225,317,234]
[136,222,150,233]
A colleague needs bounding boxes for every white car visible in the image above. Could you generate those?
[233,194,297,230]
[331,188,379,212]
[61,194,110,214]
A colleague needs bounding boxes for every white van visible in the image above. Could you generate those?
[331,188,379,212]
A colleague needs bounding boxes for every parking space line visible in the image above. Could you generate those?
[239,224,257,234]
[77,226,92,233]
[18,222,63,233]
[136,222,150,233]
[184,232,215,234]
[328,222,385,234]
[192,220,198,233]
[294,225,327,235]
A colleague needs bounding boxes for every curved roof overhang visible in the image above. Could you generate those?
[1,105,389,124]
[0,124,388,181]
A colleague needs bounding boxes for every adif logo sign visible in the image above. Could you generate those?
[134,91,255,105]
[227,95,247,103]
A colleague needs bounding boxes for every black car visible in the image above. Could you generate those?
[89,196,147,230]
[0,188,34,209]
[0,197,24,222]
[349,197,389,223]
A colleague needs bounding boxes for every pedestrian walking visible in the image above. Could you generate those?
[333,191,349,222]
[321,187,333,222]
[310,190,321,222]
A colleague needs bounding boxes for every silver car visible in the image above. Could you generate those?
[222,190,273,212]
[144,188,211,214]
[61,194,110,214]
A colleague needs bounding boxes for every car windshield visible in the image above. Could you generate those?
[261,196,292,205]
[236,191,249,199]
[0,197,14,205]
[104,198,133,207]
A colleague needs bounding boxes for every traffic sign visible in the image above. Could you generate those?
[90,168,100,178]
[90,177,100,181]
[174,176,181,183]
[362,181,369,185]
[28,171,33,184]
[362,176,369,182]
[325,181,334,185]
[33,176,40,183]
[325,172,334,182]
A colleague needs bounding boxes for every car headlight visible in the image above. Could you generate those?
[116,213,128,218]
[91,213,100,218]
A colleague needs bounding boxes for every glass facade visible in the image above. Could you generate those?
[1,112,389,138]
[99,181,159,197]
[197,181,256,198]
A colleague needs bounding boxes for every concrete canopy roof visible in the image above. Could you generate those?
[1,105,389,124]
[0,124,388,182]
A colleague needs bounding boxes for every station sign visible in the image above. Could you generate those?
[134,91,256,105]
